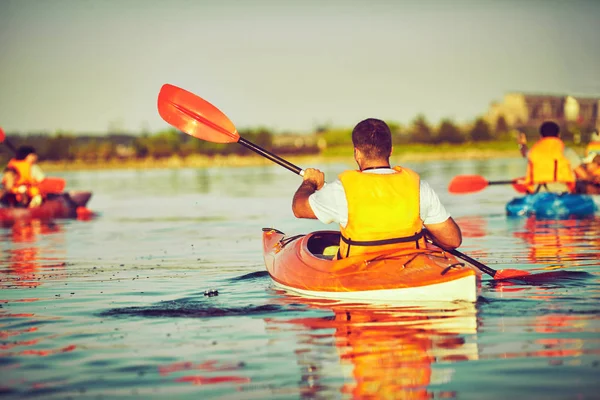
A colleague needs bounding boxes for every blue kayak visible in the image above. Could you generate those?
[506,192,599,218]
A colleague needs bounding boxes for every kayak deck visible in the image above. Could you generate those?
[262,229,481,303]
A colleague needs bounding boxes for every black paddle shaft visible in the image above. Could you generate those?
[425,236,497,278]
[2,137,17,153]
[446,248,498,277]
[488,180,517,185]
[238,137,303,176]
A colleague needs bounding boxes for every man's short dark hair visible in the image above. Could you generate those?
[15,146,36,160]
[351,118,392,159]
[539,121,560,137]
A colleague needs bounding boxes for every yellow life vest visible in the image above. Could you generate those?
[523,137,575,194]
[6,159,41,201]
[7,159,34,186]
[338,166,424,259]
[586,141,600,156]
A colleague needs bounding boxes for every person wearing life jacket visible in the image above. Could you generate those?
[517,121,592,194]
[6,146,45,208]
[579,154,600,195]
[585,130,600,157]
[0,167,23,207]
[291,118,462,259]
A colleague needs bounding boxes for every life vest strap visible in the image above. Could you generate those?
[340,231,424,258]
[341,230,424,247]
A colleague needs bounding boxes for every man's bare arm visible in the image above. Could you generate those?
[424,217,462,250]
[291,168,324,219]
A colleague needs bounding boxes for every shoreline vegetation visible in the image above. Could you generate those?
[38,142,586,172]
[6,115,594,172]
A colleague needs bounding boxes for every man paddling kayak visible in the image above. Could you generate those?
[517,121,595,194]
[292,118,462,259]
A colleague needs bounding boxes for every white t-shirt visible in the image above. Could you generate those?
[308,168,451,228]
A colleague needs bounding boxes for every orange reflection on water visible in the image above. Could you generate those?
[453,216,487,238]
[512,216,600,264]
[268,297,479,399]
[0,219,66,288]
[159,359,251,387]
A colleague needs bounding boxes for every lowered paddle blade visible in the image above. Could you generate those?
[39,177,66,194]
[448,175,488,194]
[493,268,531,280]
[157,84,240,144]
[511,177,528,194]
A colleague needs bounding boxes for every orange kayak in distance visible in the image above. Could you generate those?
[262,229,481,304]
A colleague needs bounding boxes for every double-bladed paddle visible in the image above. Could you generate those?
[448,174,527,194]
[0,126,66,194]
[156,83,545,281]
[157,84,304,176]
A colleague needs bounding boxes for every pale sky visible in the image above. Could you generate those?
[1,0,599,135]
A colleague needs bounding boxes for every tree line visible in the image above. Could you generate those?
[1,114,581,163]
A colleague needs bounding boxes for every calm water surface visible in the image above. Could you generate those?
[1,157,599,399]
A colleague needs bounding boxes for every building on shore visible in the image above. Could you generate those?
[486,93,600,138]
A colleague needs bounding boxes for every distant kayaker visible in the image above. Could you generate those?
[4,146,45,208]
[291,118,462,259]
[580,153,600,195]
[0,167,22,207]
[585,129,600,157]
[516,121,594,194]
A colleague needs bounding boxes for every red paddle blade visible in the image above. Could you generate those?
[0,127,5,143]
[511,177,528,194]
[448,175,488,194]
[39,177,66,194]
[157,84,239,144]
[493,269,531,280]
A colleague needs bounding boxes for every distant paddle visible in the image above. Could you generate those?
[448,174,527,194]
[0,126,66,194]
[0,126,17,153]
[157,84,304,176]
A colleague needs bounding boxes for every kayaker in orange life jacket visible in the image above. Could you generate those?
[517,121,594,194]
[4,146,46,208]
[291,118,462,259]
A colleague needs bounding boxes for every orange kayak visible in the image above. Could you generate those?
[262,228,481,303]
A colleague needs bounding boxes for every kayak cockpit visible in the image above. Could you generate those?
[306,231,340,260]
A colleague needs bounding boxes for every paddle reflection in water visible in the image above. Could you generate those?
[265,296,479,399]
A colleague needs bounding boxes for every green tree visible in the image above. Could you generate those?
[409,115,434,144]
[437,119,465,144]
[495,115,508,135]
[470,118,492,141]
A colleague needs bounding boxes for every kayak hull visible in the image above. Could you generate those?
[262,229,481,304]
[0,191,93,223]
[506,192,599,218]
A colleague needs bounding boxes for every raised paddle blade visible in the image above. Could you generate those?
[448,175,489,194]
[38,177,66,194]
[157,84,240,144]
[0,127,5,143]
